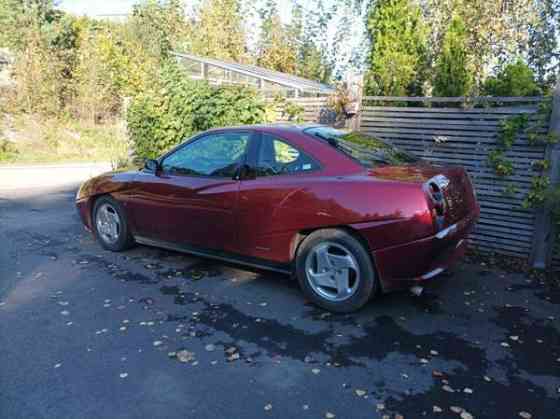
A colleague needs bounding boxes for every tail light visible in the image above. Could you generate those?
[426,179,446,230]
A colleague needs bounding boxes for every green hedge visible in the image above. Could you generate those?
[127,62,265,159]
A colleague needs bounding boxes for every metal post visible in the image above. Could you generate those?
[530,84,560,269]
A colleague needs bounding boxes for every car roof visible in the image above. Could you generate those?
[204,123,328,136]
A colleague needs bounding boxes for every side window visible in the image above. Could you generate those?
[161,132,249,178]
[256,134,319,177]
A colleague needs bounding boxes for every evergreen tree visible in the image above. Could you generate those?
[365,0,428,96]
[192,0,248,63]
[528,0,559,89]
[130,0,190,60]
[290,0,332,82]
[257,0,297,73]
[433,16,473,97]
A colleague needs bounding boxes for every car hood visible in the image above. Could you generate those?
[76,169,137,200]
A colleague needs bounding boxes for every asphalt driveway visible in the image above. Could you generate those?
[0,176,558,419]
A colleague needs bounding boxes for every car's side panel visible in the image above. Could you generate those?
[126,171,240,251]
[237,175,435,264]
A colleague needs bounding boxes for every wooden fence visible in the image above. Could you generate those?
[269,97,338,125]
[283,94,560,270]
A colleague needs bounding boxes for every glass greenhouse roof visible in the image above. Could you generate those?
[172,52,334,96]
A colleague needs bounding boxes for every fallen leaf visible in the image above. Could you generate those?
[227,353,240,362]
[176,350,195,363]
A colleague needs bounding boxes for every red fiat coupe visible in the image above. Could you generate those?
[76,124,479,312]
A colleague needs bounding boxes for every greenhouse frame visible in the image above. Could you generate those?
[172,52,335,97]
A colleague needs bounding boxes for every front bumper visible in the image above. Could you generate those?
[373,213,477,292]
[76,198,93,232]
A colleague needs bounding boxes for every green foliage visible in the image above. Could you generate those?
[498,114,529,148]
[265,95,304,123]
[127,63,265,159]
[191,0,247,63]
[528,0,559,88]
[0,138,18,161]
[0,116,128,165]
[129,0,190,61]
[365,0,428,96]
[290,1,332,83]
[523,176,551,209]
[484,60,542,97]
[487,150,514,177]
[433,16,473,97]
[257,1,297,73]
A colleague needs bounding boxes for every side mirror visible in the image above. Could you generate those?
[144,159,160,174]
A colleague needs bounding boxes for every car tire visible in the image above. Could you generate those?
[92,195,134,252]
[295,229,377,313]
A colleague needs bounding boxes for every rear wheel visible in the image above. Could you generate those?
[93,196,134,251]
[295,229,377,313]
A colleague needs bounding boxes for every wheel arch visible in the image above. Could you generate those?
[290,225,381,289]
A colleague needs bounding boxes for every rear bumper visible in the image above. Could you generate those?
[373,213,477,292]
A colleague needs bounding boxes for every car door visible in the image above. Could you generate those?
[128,130,253,252]
[237,132,323,264]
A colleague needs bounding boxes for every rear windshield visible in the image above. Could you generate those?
[304,126,419,167]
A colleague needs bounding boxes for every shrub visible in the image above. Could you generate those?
[127,63,265,159]
[484,59,542,97]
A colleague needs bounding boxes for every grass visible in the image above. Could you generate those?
[0,114,129,168]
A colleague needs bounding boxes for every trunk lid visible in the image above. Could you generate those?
[370,164,478,227]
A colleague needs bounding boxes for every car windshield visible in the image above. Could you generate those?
[304,126,419,167]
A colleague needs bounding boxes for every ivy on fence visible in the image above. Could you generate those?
[485,97,560,268]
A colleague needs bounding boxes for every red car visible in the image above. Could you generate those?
[76,125,479,312]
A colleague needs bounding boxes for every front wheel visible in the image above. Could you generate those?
[92,196,134,252]
[295,229,378,313]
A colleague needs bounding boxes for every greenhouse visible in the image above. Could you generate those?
[172,52,334,97]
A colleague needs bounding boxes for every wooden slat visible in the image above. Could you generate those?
[362,96,545,103]
[363,106,539,114]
